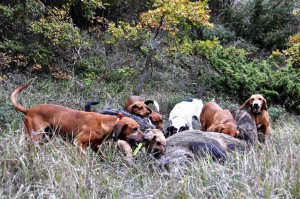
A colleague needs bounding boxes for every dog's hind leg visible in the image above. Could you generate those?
[24,117,46,145]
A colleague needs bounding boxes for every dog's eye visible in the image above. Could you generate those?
[133,128,138,131]
[258,98,262,100]
[156,142,161,146]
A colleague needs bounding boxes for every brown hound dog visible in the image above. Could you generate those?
[84,107,166,159]
[200,102,239,137]
[11,83,149,158]
[240,94,270,141]
[124,96,163,131]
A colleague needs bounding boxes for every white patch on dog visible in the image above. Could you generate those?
[153,100,160,112]
[169,99,203,132]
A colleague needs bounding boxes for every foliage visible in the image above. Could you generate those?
[194,40,300,113]
[202,24,236,45]
[29,8,83,49]
[272,29,300,68]
[0,0,103,75]
[220,0,299,50]
[107,0,213,93]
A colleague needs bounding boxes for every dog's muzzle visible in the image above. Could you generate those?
[252,103,261,113]
[127,137,147,147]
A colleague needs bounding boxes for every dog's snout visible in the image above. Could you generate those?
[143,136,150,142]
[253,103,259,107]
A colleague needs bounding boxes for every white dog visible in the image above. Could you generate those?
[166,99,203,137]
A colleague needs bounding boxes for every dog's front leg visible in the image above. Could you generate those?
[117,140,133,161]
[75,130,104,159]
[73,137,88,158]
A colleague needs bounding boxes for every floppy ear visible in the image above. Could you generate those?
[127,104,138,114]
[208,124,224,133]
[207,125,217,132]
[146,107,152,114]
[112,121,128,141]
[216,124,226,133]
[262,98,268,111]
[240,98,251,109]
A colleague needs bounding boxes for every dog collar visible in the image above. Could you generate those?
[115,112,123,123]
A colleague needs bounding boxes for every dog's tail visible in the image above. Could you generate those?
[144,100,160,112]
[84,101,100,112]
[11,81,33,114]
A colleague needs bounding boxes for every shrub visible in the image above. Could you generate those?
[221,0,299,50]
[195,40,300,113]
[202,24,236,45]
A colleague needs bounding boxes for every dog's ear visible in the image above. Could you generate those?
[127,104,138,114]
[112,121,128,141]
[207,125,217,132]
[261,98,268,111]
[146,106,152,114]
[240,98,251,109]
[217,124,225,133]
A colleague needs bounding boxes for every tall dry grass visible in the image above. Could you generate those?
[1,76,300,198]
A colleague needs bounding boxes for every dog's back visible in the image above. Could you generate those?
[200,101,222,131]
[168,99,203,129]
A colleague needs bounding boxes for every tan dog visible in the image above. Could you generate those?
[200,102,239,137]
[11,83,149,158]
[240,94,270,140]
[124,96,163,130]
[117,129,166,159]
[144,129,166,158]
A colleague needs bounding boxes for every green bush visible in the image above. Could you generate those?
[221,0,299,50]
[195,41,300,113]
[202,24,236,45]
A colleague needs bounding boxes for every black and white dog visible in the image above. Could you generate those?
[166,99,203,137]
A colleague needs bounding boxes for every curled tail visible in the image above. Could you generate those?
[84,101,100,112]
[144,100,160,112]
[11,83,30,114]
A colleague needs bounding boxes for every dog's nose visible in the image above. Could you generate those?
[143,135,151,142]
[253,103,259,109]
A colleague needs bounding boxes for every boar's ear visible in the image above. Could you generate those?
[165,126,177,138]
[112,121,128,141]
